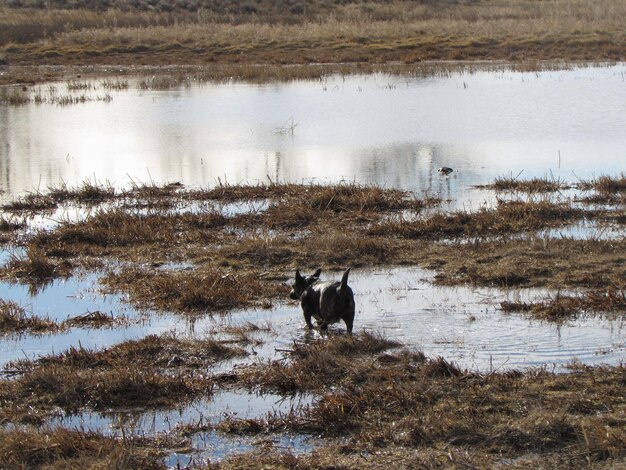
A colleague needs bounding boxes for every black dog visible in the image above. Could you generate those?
[289,268,355,334]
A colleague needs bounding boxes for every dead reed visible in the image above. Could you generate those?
[1,334,246,423]
[103,267,284,314]
[2,0,625,68]
[578,174,626,194]
[3,181,624,316]
[481,175,570,193]
[0,299,57,334]
[0,428,165,470]
[2,245,71,284]
[62,310,126,328]
[0,215,25,232]
[219,340,626,468]
[372,199,585,240]
[576,174,626,205]
[427,237,626,289]
[2,180,116,212]
[501,286,626,321]
[240,331,402,394]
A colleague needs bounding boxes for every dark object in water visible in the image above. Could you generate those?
[438,167,454,175]
[289,268,355,333]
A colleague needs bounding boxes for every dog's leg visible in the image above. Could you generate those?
[302,305,314,330]
[344,312,354,334]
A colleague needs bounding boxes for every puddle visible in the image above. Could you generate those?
[51,390,312,433]
[1,65,626,208]
[2,267,623,372]
[538,220,626,241]
[47,390,314,466]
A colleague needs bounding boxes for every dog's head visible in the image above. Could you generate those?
[289,268,321,300]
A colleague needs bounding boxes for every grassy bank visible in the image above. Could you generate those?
[0,0,624,84]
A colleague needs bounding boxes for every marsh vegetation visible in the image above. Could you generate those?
[0,176,624,467]
[1,0,625,85]
[0,3,625,462]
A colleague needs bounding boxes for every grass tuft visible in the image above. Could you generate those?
[0,300,57,334]
[0,428,165,470]
[484,175,569,193]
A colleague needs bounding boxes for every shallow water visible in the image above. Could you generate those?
[1,266,623,462]
[2,267,623,372]
[1,64,625,465]
[2,65,626,207]
[46,390,314,467]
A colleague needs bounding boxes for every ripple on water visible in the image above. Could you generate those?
[1,267,624,371]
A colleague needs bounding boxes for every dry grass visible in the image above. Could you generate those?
[578,174,626,194]
[103,267,285,314]
[1,0,625,73]
[0,303,130,335]
[62,310,123,328]
[576,174,626,205]
[0,334,246,423]
[3,181,624,315]
[240,331,403,394]
[426,237,626,289]
[372,198,585,240]
[0,215,26,232]
[0,428,165,470]
[501,286,626,321]
[1,246,72,293]
[480,175,570,193]
[217,338,626,468]
[1,180,117,212]
[0,299,57,334]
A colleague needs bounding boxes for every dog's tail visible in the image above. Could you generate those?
[339,268,351,295]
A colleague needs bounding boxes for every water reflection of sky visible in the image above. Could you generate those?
[1,65,625,204]
[2,267,623,372]
[1,65,625,464]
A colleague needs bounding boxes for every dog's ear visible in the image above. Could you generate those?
[295,270,304,282]
[313,268,322,278]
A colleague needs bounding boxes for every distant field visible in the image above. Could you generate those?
[0,0,624,70]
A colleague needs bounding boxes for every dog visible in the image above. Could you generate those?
[289,268,355,334]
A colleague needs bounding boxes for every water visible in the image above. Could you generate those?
[1,65,625,206]
[47,390,315,467]
[3,266,622,463]
[1,64,625,464]
[2,267,623,372]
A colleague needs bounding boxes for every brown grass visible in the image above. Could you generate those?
[372,198,586,240]
[1,246,73,293]
[480,175,570,193]
[0,299,57,334]
[240,331,403,394]
[1,0,625,75]
[4,181,624,315]
[1,334,246,423]
[0,428,165,470]
[62,310,123,328]
[217,338,626,468]
[576,174,626,205]
[427,237,626,289]
[103,267,285,314]
[501,286,626,321]
[0,216,25,236]
[578,174,626,194]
